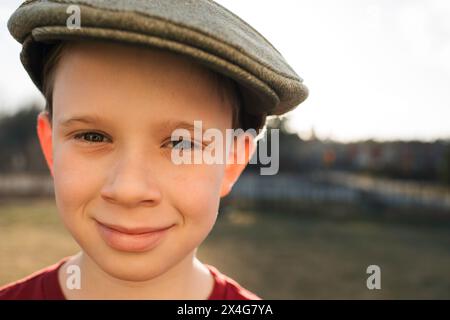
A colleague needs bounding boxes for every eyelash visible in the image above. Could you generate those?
[72,131,202,150]
[166,138,203,151]
[73,131,110,144]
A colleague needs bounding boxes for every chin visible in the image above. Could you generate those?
[90,249,180,282]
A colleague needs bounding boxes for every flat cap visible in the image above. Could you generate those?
[8,0,308,116]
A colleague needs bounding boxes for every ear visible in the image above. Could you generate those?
[220,133,256,197]
[37,111,54,177]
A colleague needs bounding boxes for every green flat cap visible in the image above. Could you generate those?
[8,0,308,116]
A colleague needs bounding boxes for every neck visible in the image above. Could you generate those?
[58,250,214,299]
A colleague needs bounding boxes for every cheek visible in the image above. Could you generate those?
[170,163,225,225]
[52,144,104,223]
[164,164,225,261]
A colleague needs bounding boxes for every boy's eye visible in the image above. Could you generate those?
[167,138,201,151]
[73,131,109,144]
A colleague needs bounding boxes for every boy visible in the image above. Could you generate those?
[1,0,308,299]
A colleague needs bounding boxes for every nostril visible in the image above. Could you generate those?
[141,199,158,207]
[100,184,162,208]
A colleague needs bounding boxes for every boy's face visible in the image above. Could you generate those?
[36,41,254,281]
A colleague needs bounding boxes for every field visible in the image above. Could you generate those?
[1,198,449,299]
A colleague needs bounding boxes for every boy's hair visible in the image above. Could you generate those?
[41,41,267,133]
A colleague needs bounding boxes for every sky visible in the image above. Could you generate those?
[0,0,449,142]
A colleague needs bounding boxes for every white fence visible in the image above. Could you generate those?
[230,172,450,211]
[0,174,54,197]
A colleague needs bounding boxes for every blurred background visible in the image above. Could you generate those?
[0,0,449,299]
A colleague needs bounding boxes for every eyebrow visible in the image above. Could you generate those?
[58,115,206,132]
[58,116,103,127]
[159,119,205,133]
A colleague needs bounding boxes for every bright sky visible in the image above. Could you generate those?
[1,0,449,142]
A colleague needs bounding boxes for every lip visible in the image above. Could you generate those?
[95,220,174,252]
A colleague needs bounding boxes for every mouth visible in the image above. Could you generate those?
[95,220,174,253]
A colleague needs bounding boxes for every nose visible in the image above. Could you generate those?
[100,152,162,208]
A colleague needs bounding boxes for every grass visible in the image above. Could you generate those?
[1,198,449,299]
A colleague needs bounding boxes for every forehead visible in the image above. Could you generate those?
[52,41,233,129]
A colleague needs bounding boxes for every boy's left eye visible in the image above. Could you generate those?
[166,138,202,151]
[73,131,110,144]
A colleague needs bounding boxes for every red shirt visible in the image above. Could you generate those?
[0,258,261,300]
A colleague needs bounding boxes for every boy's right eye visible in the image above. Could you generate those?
[73,131,110,144]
